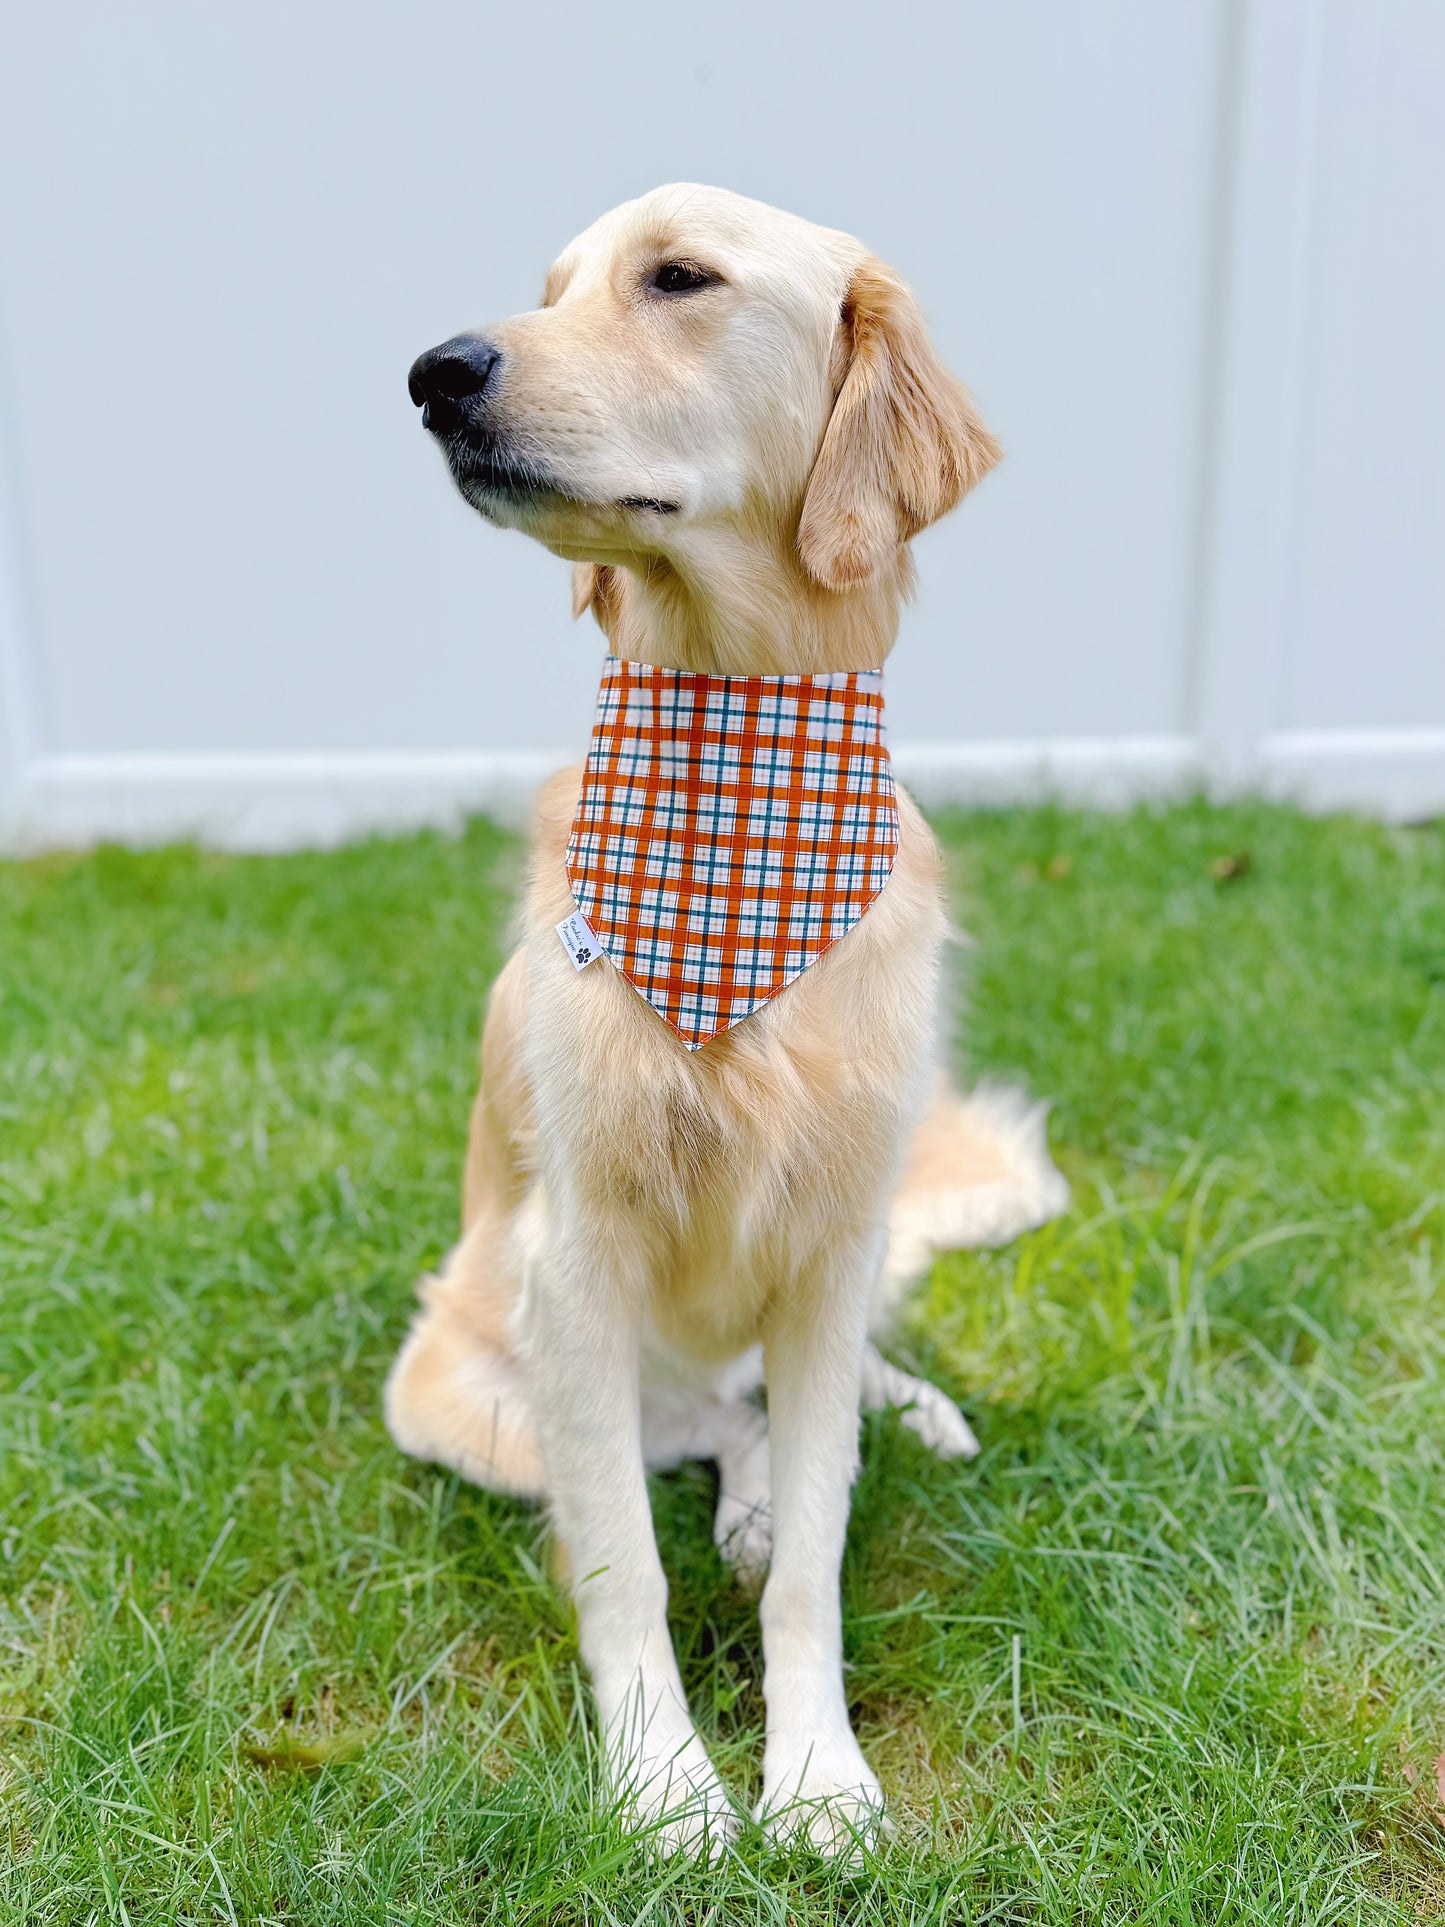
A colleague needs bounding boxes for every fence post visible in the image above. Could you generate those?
[1189,0,1325,795]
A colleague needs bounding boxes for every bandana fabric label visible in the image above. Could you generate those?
[555,908,603,971]
[564,654,900,1050]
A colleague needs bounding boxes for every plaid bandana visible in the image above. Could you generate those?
[559,653,899,1050]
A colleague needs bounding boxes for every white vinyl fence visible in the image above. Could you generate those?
[0,0,1441,851]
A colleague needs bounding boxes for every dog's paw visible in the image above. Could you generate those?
[636,1777,739,1862]
[756,1734,885,1862]
[714,1491,772,1591]
[611,1723,738,1862]
[898,1379,979,1460]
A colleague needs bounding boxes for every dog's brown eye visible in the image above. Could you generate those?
[649,260,717,295]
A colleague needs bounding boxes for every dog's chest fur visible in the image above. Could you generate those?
[517,766,948,1358]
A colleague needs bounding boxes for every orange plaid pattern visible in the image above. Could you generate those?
[564,654,900,1050]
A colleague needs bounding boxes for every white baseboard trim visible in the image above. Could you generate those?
[0,728,1439,854]
[10,748,564,852]
[895,734,1204,810]
[1258,728,1445,820]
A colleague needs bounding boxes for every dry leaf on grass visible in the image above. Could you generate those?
[242,1731,369,1774]
[1400,1747,1445,1827]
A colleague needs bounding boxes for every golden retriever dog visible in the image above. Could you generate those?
[388,184,1066,1857]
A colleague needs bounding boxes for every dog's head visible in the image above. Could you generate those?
[409,184,998,602]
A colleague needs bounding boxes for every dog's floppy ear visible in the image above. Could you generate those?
[798,257,1001,591]
[570,562,621,630]
[571,563,599,620]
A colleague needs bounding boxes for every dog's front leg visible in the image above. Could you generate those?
[756,1238,885,1855]
[520,1227,735,1857]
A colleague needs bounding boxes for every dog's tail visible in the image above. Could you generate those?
[382,1215,546,1498]
[876,1076,1069,1330]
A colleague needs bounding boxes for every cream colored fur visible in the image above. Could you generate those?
[388,185,1065,1858]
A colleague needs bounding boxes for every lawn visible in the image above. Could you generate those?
[2,801,1444,1925]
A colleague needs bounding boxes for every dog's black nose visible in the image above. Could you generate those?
[408,335,501,429]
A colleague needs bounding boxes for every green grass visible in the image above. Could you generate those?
[2,801,1444,1923]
